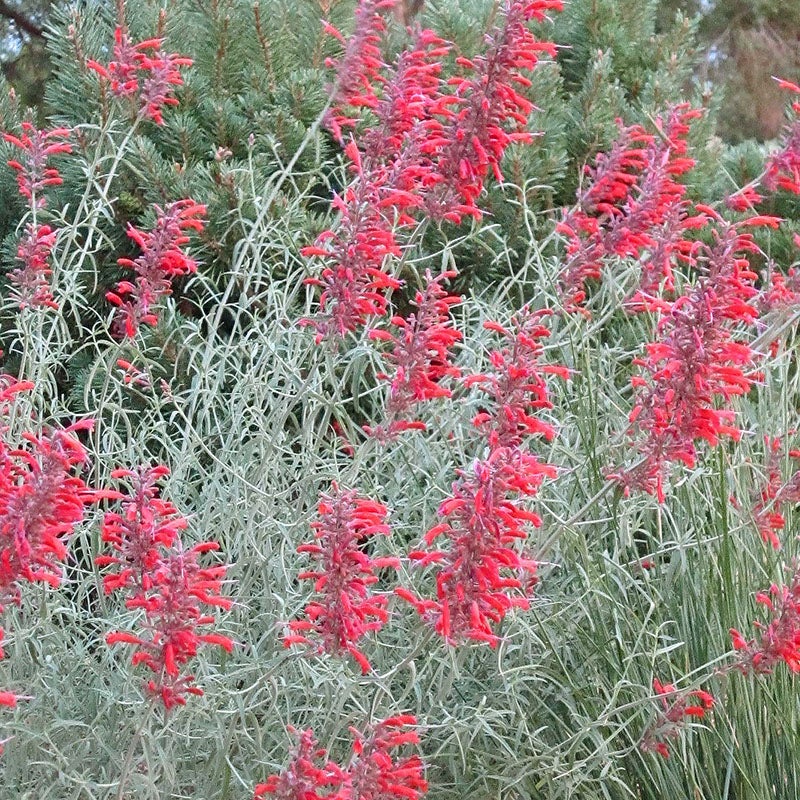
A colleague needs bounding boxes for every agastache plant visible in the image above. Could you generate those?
[397,310,567,645]
[254,716,426,800]
[420,0,563,223]
[639,679,714,758]
[3,122,72,206]
[365,269,462,442]
[0,375,107,711]
[284,483,398,673]
[106,199,206,337]
[608,215,775,503]
[749,436,800,550]
[731,565,800,675]
[2,122,72,311]
[88,25,193,124]
[302,27,449,343]
[254,727,347,800]
[9,224,59,311]
[97,466,233,709]
[557,105,705,312]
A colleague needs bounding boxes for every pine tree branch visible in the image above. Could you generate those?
[0,1,44,38]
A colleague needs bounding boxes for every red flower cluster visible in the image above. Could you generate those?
[398,310,566,645]
[88,27,193,124]
[421,0,563,223]
[366,270,462,441]
[749,436,800,550]
[284,484,398,673]
[106,199,205,337]
[609,218,764,503]
[254,716,426,800]
[304,1,560,343]
[3,122,72,206]
[731,567,800,675]
[557,106,704,311]
[639,678,714,758]
[97,465,233,709]
[323,0,396,143]
[9,224,59,311]
[0,417,100,636]
[1,377,104,709]
[3,123,72,311]
[300,156,404,343]
[764,79,800,195]
[254,728,346,800]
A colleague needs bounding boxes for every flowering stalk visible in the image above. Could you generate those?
[8,224,59,311]
[556,106,705,311]
[398,310,567,645]
[254,716,426,800]
[639,678,714,758]
[285,484,398,673]
[1,375,106,711]
[365,270,462,441]
[749,436,800,550]
[763,79,800,195]
[731,564,800,675]
[3,122,72,207]
[346,715,427,800]
[323,0,398,143]
[106,199,206,337]
[421,0,562,223]
[97,465,233,709]
[302,29,448,343]
[304,1,559,343]
[608,216,772,503]
[2,123,72,312]
[88,26,193,125]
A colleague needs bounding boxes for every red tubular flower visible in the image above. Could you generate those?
[9,224,59,311]
[3,122,72,206]
[285,483,398,673]
[365,270,462,442]
[398,310,565,645]
[347,715,427,800]
[608,219,761,502]
[731,566,800,675]
[466,312,569,449]
[301,176,403,344]
[98,465,233,709]
[88,27,192,124]
[107,199,205,337]
[304,31,449,344]
[725,184,764,212]
[87,26,150,97]
[254,728,347,800]
[306,2,559,342]
[640,678,714,757]
[95,465,187,595]
[422,0,562,223]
